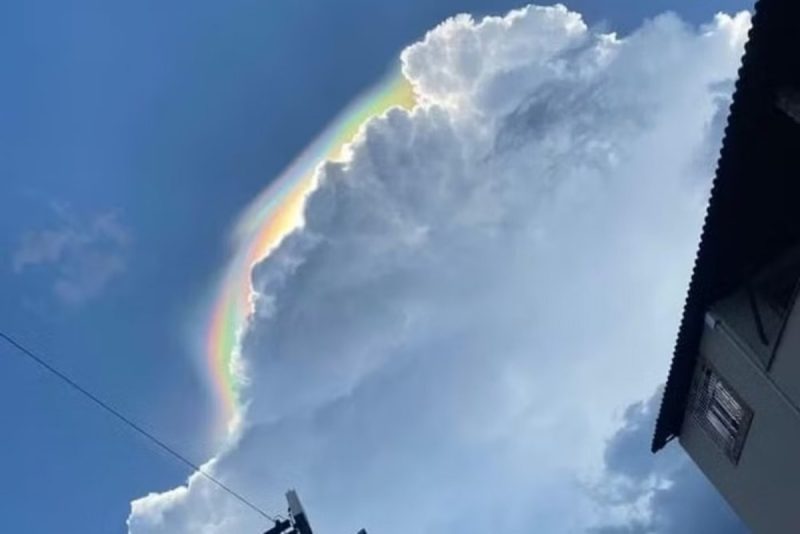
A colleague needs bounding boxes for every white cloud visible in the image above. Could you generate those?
[129,5,749,533]
[12,206,130,305]
[590,389,745,533]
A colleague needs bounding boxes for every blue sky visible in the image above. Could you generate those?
[1,1,752,533]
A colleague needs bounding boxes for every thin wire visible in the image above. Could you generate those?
[0,330,276,524]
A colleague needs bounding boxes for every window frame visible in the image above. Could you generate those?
[688,361,754,464]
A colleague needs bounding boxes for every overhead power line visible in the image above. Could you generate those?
[0,330,275,523]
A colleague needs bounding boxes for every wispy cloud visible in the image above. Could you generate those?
[12,206,130,305]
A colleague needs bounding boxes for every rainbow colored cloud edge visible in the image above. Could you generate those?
[205,68,416,433]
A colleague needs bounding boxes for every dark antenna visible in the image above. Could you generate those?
[262,490,368,534]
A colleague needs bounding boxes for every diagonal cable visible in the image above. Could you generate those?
[0,330,275,523]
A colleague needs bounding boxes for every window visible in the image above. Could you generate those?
[690,364,753,463]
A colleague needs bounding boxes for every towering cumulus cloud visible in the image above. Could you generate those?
[129,5,750,533]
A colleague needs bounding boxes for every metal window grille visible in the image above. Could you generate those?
[690,365,753,463]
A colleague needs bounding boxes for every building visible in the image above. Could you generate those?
[652,0,800,532]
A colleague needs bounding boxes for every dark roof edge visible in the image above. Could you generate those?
[651,1,763,452]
